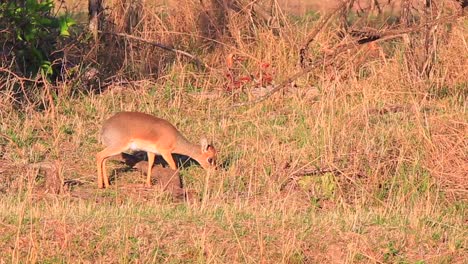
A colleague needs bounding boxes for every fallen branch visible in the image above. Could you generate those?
[279,166,365,191]
[99,31,210,69]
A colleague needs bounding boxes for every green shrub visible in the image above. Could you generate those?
[0,0,75,77]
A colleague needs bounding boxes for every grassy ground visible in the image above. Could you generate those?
[0,0,467,263]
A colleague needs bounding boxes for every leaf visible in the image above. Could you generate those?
[30,47,44,61]
[40,60,53,76]
[59,16,76,37]
[37,17,52,26]
[23,25,38,42]
[16,31,23,41]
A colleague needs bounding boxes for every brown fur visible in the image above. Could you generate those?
[96,112,217,188]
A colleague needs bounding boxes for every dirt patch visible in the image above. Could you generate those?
[61,153,199,203]
[0,153,197,203]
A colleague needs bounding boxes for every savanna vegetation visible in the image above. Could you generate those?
[0,0,466,262]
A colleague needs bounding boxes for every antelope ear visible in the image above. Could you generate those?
[200,138,209,153]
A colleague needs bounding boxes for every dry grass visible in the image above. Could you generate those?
[0,0,467,263]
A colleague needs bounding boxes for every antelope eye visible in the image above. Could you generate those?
[207,158,213,164]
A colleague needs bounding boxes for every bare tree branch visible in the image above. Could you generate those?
[99,31,211,69]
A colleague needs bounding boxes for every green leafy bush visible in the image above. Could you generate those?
[0,0,75,76]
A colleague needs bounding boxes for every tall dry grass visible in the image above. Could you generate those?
[0,0,466,262]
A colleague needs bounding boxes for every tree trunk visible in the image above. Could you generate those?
[89,0,103,41]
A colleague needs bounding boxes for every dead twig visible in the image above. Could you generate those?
[0,66,41,105]
[280,165,366,191]
[280,167,339,191]
[292,167,340,177]
[99,31,211,70]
